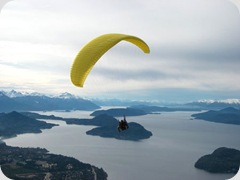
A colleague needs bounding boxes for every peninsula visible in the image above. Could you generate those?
[191,107,240,125]
[0,111,57,138]
[0,141,108,180]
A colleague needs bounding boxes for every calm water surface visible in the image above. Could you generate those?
[4,110,240,180]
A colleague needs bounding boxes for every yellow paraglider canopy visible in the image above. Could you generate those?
[70,33,150,87]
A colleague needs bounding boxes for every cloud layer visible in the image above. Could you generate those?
[0,0,240,102]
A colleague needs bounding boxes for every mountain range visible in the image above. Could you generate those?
[186,99,240,109]
[0,90,100,112]
[91,98,240,109]
[1,90,240,112]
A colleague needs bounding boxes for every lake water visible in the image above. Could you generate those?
[4,110,240,180]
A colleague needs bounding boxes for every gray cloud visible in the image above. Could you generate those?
[0,0,12,13]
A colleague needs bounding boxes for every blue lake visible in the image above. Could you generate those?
[4,110,240,180]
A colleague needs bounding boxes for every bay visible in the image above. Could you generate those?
[4,110,240,180]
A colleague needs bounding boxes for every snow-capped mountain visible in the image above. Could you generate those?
[2,90,24,98]
[186,99,240,109]
[0,90,44,97]
[1,90,76,99]
[0,90,100,112]
[197,99,240,104]
[57,92,77,99]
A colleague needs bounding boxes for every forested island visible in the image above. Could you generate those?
[192,107,240,125]
[0,141,108,180]
[195,147,240,174]
[86,122,152,141]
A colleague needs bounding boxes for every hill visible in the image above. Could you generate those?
[0,111,57,137]
[191,107,240,125]
[86,122,153,141]
[195,147,240,173]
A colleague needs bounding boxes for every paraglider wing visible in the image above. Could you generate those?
[70,33,150,87]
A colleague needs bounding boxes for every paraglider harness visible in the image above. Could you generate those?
[118,115,129,132]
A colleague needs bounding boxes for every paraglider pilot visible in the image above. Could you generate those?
[118,115,129,132]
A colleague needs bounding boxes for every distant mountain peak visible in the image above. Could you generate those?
[197,99,240,104]
[1,90,39,97]
[2,90,24,97]
[1,90,78,99]
[58,92,76,99]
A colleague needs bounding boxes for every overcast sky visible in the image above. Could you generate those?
[0,0,240,102]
